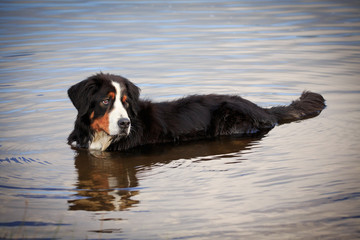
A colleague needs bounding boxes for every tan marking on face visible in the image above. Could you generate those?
[90,111,110,134]
[122,95,127,103]
[108,91,115,99]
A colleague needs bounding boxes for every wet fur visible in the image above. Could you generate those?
[68,73,326,151]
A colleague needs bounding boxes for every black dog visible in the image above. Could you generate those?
[68,73,326,151]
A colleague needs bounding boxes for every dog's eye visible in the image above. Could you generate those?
[102,99,110,105]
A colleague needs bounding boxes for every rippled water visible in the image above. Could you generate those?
[1,0,360,239]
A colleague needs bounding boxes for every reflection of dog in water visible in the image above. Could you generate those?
[69,136,263,211]
[67,73,326,151]
[68,149,139,211]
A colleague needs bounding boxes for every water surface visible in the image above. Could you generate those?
[1,0,360,239]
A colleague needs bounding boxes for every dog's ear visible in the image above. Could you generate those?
[125,78,140,101]
[68,78,98,116]
[124,78,140,116]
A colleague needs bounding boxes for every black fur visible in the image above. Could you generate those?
[68,73,326,151]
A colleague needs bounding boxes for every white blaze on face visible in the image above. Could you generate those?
[108,81,130,136]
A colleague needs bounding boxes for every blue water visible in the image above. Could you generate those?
[1,0,360,239]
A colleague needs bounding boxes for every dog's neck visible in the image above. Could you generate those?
[89,131,112,151]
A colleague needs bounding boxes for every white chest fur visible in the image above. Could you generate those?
[89,131,112,151]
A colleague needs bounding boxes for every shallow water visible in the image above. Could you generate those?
[1,0,360,239]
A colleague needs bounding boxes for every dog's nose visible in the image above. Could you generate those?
[118,118,130,128]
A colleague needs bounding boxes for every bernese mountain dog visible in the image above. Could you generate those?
[68,73,326,151]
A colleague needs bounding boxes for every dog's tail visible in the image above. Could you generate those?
[268,91,326,124]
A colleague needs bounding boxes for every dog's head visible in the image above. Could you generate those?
[68,73,140,150]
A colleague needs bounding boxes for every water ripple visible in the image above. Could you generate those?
[0,157,51,165]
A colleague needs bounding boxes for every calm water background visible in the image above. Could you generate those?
[1,0,360,239]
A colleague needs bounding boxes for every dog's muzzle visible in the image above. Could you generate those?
[117,118,131,136]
